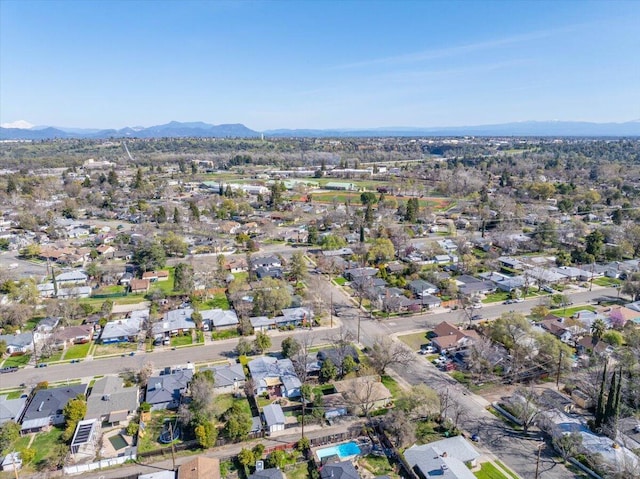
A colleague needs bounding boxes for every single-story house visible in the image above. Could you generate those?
[343,267,378,281]
[404,436,480,479]
[321,248,354,257]
[323,393,349,419]
[0,332,34,355]
[538,317,573,343]
[225,258,248,274]
[408,279,439,297]
[201,309,239,330]
[256,266,283,280]
[130,278,150,294]
[262,403,286,435]
[85,376,139,424]
[320,461,360,479]
[56,270,88,285]
[251,256,282,271]
[498,256,524,271]
[178,456,221,479]
[248,467,285,479]
[200,363,245,394]
[56,324,94,346]
[119,272,134,285]
[247,357,301,398]
[100,316,143,344]
[431,322,479,353]
[20,384,88,433]
[153,308,197,337]
[146,368,194,410]
[141,270,170,282]
[0,395,27,425]
[250,307,313,332]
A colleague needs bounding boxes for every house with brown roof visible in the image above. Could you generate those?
[431,322,479,353]
[130,279,150,294]
[178,456,220,479]
[141,270,169,282]
[56,324,94,346]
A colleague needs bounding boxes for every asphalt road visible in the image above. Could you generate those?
[1,254,621,479]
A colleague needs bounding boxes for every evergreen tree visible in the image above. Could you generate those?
[107,169,118,186]
[133,168,143,189]
[6,176,17,194]
[156,205,167,224]
[364,204,374,226]
[173,207,181,224]
[359,225,365,243]
[189,201,200,221]
[594,362,608,430]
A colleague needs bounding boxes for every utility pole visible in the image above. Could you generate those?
[330,292,333,329]
[357,310,361,344]
[535,441,543,479]
[556,349,564,389]
[168,422,176,471]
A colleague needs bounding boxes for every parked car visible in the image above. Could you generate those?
[503,299,514,304]
[420,345,435,355]
[471,314,482,321]
[513,298,524,303]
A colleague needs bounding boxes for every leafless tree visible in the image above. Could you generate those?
[368,336,413,375]
[383,409,416,447]
[291,333,315,385]
[467,336,497,382]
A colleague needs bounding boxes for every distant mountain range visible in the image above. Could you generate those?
[1,120,639,140]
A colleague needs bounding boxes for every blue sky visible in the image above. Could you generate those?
[1,0,639,130]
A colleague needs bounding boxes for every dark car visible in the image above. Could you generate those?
[471,314,482,321]
[471,433,480,442]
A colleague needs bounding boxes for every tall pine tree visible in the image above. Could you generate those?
[594,362,608,430]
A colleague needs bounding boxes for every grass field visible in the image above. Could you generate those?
[150,267,176,294]
[311,191,453,211]
[63,342,91,360]
[333,276,347,286]
[494,461,520,479]
[285,462,311,479]
[474,461,512,479]
[398,331,432,351]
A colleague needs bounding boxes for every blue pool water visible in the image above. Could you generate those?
[316,441,361,460]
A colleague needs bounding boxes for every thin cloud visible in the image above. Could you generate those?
[332,25,582,70]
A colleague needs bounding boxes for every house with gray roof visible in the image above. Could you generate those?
[201,308,239,330]
[0,395,27,425]
[250,307,312,332]
[404,436,480,479]
[153,308,197,338]
[21,384,88,432]
[248,468,284,479]
[320,461,360,479]
[100,316,143,344]
[200,363,245,394]
[0,332,34,355]
[409,279,439,297]
[85,376,139,424]
[248,357,301,398]
[262,403,285,435]
[56,270,88,284]
[146,368,193,410]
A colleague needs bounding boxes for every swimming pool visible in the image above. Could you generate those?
[316,441,361,461]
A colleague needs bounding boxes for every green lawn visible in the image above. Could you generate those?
[482,291,511,304]
[333,277,347,286]
[381,375,403,397]
[233,271,249,282]
[398,331,432,351]
[2,434,30,455]
[1,354,31,368]
[63,342,91,360]
[171,335,193,347]
[550,305,596,318]
[494,461,520,479]
[211,329,239,341]
[474,461,512,479]
[285,461,312,479]
[4,390,25,399]
[150,268,176,295]
[593,277,622,287]
[31,426,64,465]
[206,292,230,310]
[137,411,179,453]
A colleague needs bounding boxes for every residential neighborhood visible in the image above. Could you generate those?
[1,135,639,479]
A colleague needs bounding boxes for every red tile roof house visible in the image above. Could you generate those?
[431,321,480,354]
